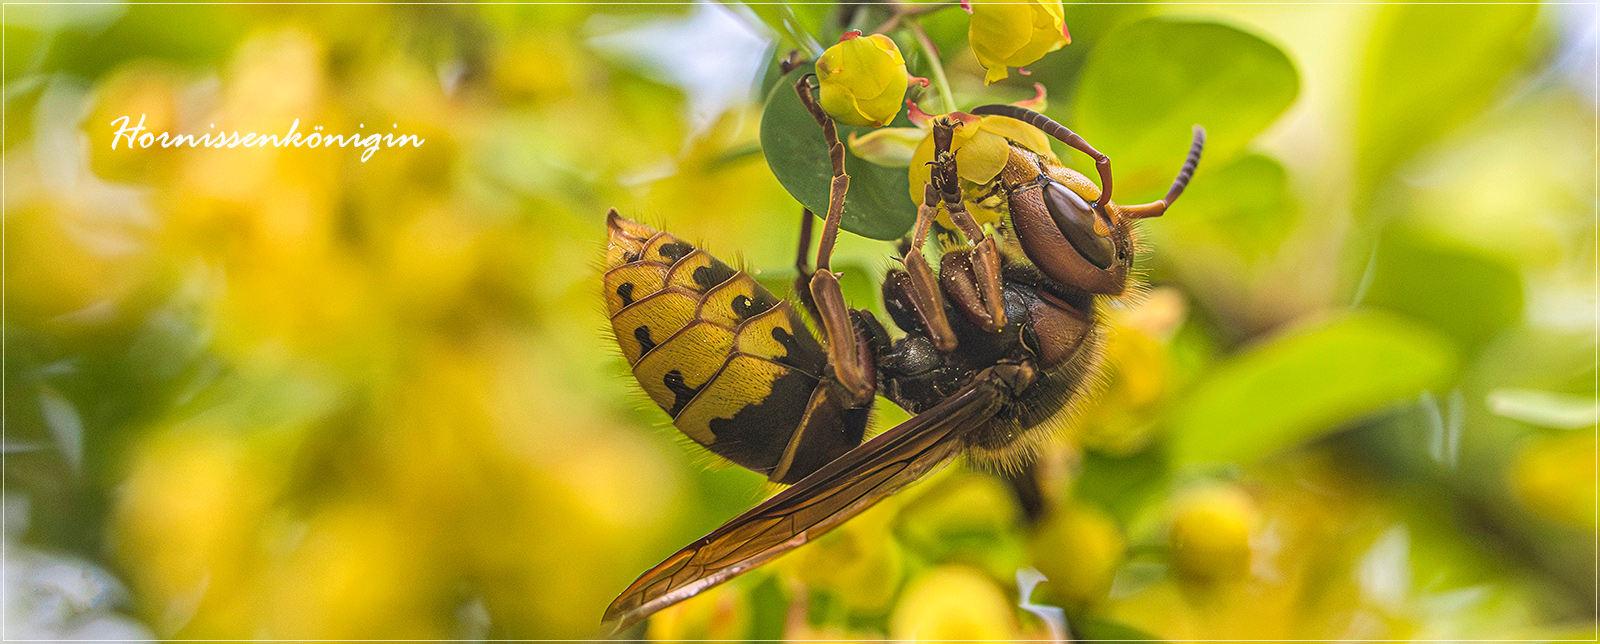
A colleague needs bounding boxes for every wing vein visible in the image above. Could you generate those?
[602,374,1006,632]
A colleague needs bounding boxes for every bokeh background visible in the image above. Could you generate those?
[3,1,1595,640]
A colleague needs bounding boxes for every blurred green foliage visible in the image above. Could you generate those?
[1,1,1593,641]
[1356,4,1540,197]
[1076,19,1299,202]
[1159,152,1295,264]
[1169,312,1457,465]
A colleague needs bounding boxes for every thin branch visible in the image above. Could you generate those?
[871,1,955,35]
[911,21,957,114]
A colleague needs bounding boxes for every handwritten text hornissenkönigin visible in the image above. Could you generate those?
[109,115,424,163]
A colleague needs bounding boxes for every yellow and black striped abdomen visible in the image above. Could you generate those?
[604,211,832,478]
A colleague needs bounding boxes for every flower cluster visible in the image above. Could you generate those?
[813,0,1071,129]
[805,0,1074,224]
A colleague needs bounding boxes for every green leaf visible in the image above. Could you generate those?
[45,4,249,78]
[893,472,1027,579]
[1356,4,1538,195]
[916,5,970,57]
[1169,312,1458,465]
[3,73,44,153]
[760,63,918,240]
[1073,19,1299,202]
[1023,3,1154,95]
[745,573,790,641]
[724,1,834,56]
[1361,226,1524,355]
[1074,448,1168,526]
[4,24,48,82]
[1155,153,1294,263]
[1074,615,1166,642]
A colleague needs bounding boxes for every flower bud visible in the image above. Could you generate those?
[968,0,1071,84]
[1168,484,1256,583]
[792,500,903,613]
[890,565,1021,641]
[1078,288,1187,455]
[1510,432,1598,530]
[1030,504,1126,608]
[817,31,912,127]
[646,583,750,641]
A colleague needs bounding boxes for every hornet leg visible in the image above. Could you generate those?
[931,118,1007,333]
[883,181,959,352]
[793,207,822,323]
[794,74,876,405]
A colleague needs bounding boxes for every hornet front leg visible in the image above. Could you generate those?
[930,117,1007,333]
[882,181,960,353]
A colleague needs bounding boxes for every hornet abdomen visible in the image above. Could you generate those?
[603,211,868,484]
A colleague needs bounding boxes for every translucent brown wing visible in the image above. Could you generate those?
[602,377,1006,632]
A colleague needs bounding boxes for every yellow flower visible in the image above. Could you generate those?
[1169,484,1257,583]
[645,583,751,641]
[790,500,904,613]
[890,565,1021,641]
[908,111,1054,227]
[969,0,1071,84]
[1031,504,1127,608]
[1510,432,1598,530]
[1078,288,1188,455]
[817,31,913,127]
[844,85,1054,228]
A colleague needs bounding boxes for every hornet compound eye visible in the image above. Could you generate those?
[1041,180,1115,270]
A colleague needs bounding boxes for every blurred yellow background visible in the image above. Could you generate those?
[2,2,1594,640]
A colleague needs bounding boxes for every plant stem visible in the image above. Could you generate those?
[911,21,957,113]
[783,5,825,57]
[871,0,954,35]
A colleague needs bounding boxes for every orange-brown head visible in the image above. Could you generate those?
[996,124,1206,297]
